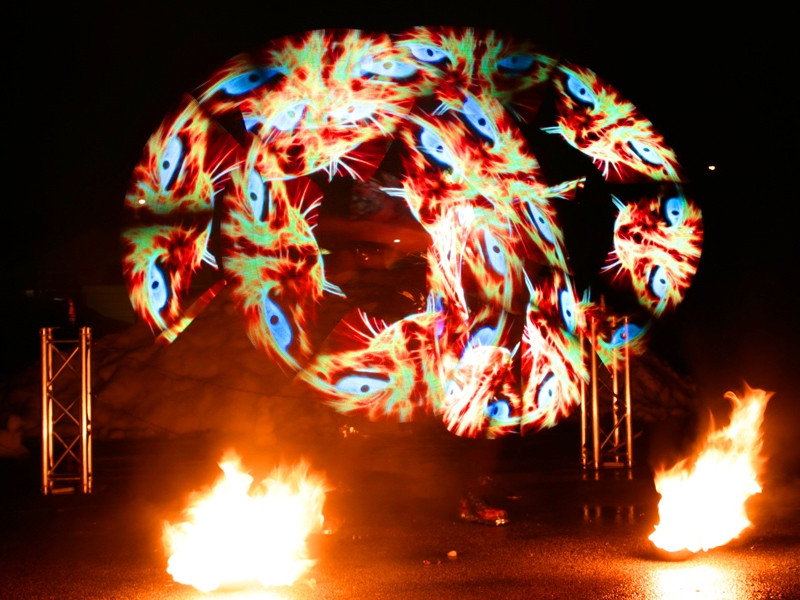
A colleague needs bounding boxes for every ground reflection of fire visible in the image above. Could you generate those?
[653,564,744,600]
[162,451,328,593]
[649,386,771,554]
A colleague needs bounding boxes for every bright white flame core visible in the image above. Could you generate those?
[649,386,771,554]
[163,452,327,592]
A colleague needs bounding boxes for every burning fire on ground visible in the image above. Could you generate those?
[163,451,328,592]
[649,385,771,554]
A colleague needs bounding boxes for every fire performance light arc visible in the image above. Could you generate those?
[122,25,703,439]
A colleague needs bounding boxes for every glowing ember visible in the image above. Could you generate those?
[649,386,771,554]
[163,451,327,592]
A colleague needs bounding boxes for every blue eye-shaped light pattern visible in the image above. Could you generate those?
[420,126,457,169]
[159,136,184,191]
[407,43,449,63]
[446,379,463,400]
[628,139,665,166]
[537,373,557,410]
[486,398,510,420]
[464,325,500,356]
[558,289,577,333]
[497,54,535,72]
[648,265,669,299]
[220,68,281,95]
[147,261,169,314]
[663,196,686,227]
[609,322,643,347]
[263,294,293,351]
[359,55,417,79]
[335,372,391,395]
[271,102,307,132]
[248,169,267,220]
[462,95,497,144]
[481,228,508,276]
[242,115,261,133]
[565,73,597,109]
[430,293,446,338]
[526,203,557,245]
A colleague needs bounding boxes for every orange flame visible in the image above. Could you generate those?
[649,386,771,554]
[163,451,327,592]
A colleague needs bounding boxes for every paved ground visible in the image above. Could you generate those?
[1,427,799,599]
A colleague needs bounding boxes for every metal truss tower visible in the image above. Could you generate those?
[580,316,634,476]
[40,327,93,494]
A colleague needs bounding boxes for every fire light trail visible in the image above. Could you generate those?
[123,25,704,438]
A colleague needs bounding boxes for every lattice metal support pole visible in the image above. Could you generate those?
[40,327,93,495]
[623,317,633,469]
[590,317,600,470]
[579,331,588,470]
[80,328,93,493]
[40,328,51,493]
[611,319,620,463]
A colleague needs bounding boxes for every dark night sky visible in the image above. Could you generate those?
[3,3,796,421]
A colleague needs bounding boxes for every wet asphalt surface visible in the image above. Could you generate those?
[1,427,799,600]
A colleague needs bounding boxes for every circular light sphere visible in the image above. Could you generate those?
[121,26,703,438]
